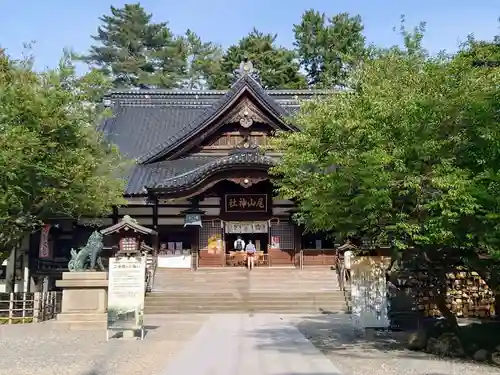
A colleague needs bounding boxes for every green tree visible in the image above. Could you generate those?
[293,10,366,87]
[458,33,500,67]
[179,29,223,90]
[207,28,307,90]
[82,3,184,88]
[271,24,500,329]
[0,50,127,291]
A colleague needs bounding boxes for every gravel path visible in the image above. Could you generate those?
[291,313,499,375]
[0,314,208,375]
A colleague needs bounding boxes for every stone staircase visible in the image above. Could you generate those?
[145,268,348,314]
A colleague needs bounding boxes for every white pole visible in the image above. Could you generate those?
[23,256,30,293]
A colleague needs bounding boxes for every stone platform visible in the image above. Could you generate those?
[55,271,108,330]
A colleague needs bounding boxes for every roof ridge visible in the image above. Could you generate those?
[149,152,277,190]
[104,88,335,98]
[136,75,293,165]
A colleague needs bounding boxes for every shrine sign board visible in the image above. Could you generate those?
[225,194,268,212]
[107,256,146,340]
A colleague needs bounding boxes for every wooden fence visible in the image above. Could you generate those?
[0,292,61,324]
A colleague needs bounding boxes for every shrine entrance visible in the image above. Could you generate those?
[224,221,270,267]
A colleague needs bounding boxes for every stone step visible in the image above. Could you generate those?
[151,289,342,294]
[148,268,345,313]
[152,284,340,289]
[144,306,346,313]
[151,287,341,293]
[146,292,344,298]
[144,306,346,314]
[155,269,336,274]
[52,321,107,330]
[145,297,346,305]
[56,313,107,322]
[145,300,346,307]
[152,275,339,282]
[178,274,336,278]
[153,276,338,280]
[154,269,336,275]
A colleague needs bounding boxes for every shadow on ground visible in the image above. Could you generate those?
[245,313,456,361]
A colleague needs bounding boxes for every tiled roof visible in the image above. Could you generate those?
[125,156,217,195]
[101,75,333,195]
[150,152,277,191]
[136,75,296,164]
[125,153,278,195]
[101,105,206,159]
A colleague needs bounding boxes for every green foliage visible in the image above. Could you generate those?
[179,29,223,90]
[81,3,184,88]
[80,6,370,90]
[294,10,366,87]
[271,25,500,263]
[207,28,307,90]
[0,50,127,254]
[457,33,500,67]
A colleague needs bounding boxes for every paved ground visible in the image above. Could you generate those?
[160,313,342,375]
[0,315,208,375]
[1,313,498,375]
[292,313,500,375]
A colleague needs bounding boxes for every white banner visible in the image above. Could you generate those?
[350,256,391,329]
[38,224,51,258]
[107,256,146,331]
[225,221,268,234]
[252,222,268,233]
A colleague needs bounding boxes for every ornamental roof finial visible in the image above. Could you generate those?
[232,56,261,84]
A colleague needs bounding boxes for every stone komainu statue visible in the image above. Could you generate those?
[68,230,105,272]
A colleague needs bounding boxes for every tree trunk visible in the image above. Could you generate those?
[435,292,459,331]
[427,259,461,335]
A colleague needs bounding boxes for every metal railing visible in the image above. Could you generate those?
[298,249,338,269]
[335,255,352,312]
[145,255,157,293]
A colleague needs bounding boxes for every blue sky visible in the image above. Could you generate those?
[1,0,499,71]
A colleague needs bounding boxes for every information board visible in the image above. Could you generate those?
[107,256,146,340]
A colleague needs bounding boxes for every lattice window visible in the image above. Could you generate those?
[270,220,295,249]
[199,220,223,250]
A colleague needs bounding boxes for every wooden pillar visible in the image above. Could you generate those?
[191,227,200,252]
[152,197,159,229]
[112,206,119,224]
[294,224,302,268]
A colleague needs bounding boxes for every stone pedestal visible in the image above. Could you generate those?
[55,272,108,330]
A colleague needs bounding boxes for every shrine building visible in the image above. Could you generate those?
[29,61,338,273]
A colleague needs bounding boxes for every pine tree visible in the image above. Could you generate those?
[179,29,223,90]
[207,28,307,90]
[294,10,366,87]
[82,3,184,88]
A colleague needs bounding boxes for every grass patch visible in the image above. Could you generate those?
[0,317,33,324]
